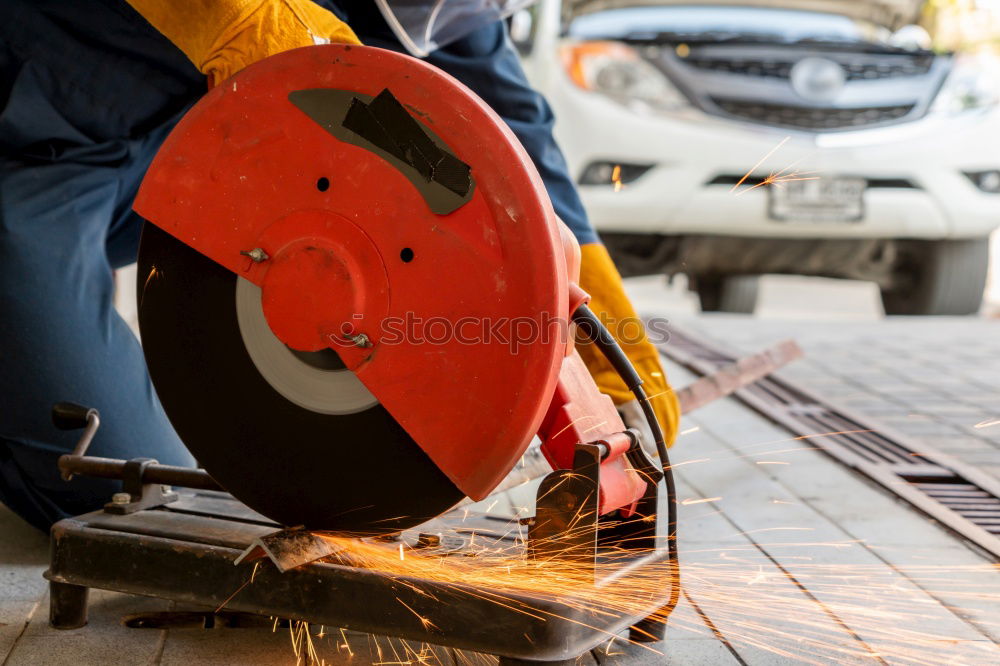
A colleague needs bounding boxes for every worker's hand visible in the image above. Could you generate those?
[127,0,361,87]
[576,243,681,447]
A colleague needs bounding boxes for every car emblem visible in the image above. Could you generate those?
[790,57,846,103]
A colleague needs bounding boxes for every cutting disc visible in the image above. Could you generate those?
[133,45,570,534]
[138,222,465,532]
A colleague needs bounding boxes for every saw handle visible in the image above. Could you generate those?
[52,403,102,472]
[52,402,99,431]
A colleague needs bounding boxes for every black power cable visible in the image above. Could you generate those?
[572,304,680,618]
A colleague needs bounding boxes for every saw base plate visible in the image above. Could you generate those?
[45,489,673,664]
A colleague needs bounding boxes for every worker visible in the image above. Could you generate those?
[0,1,680,532]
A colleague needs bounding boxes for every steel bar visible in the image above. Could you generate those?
[674,339,803,413]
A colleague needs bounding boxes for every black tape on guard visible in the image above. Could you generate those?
[289,87,475,214]
[342,89,472,198]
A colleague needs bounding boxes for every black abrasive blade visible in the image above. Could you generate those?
[136,223,464,534]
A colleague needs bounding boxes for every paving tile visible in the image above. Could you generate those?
[980,464,1000,479]
[955,424,1000,440]
[0,504,50,662]
[838,397,908,413]
[960,396,1000,411]
[896,395,987,409]
[804,384,867,400]
[880,392,954,406]
[948,451,1000,465]
[159,624,310,665]
[918,406,994,422]
[878,419,968,438]
[931,436,999,454]
[596,638,740,665]
[4,589,168,666]
[162,626,460,666]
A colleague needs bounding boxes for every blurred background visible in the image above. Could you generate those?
[508,0,1000,320]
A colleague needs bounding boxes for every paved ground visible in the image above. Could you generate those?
[2,355,998,664]
[676,316,1000,481]
[626,274,1000,482]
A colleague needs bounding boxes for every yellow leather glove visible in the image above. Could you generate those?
[126,0,361,87]
[577,243,680,447]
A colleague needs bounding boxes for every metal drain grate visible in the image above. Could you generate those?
[904,479,1000,534]
[658,325,1000,559]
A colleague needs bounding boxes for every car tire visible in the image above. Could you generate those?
[880,239,989,316]
[694,275,759,314]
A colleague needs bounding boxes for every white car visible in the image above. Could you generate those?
[515,1,1000,314]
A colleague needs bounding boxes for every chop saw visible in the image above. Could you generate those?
[42,44,696,664]
[132,43,673,536]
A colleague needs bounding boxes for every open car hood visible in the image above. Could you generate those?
[566,1,925,30]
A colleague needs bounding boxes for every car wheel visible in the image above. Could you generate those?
[694,275,759,313]
[880,239,989,316]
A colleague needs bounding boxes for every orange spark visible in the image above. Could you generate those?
[580,420,609,435]
[730,135,824,196]
[681,496,722,505]
[730,136,790,192]
[396,597,439,632]
[140,265,161,306]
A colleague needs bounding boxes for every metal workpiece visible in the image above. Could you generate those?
[235,528,343,573]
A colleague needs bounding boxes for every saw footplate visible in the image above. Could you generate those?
[46,478,675,665]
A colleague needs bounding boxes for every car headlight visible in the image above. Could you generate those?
[932,55,1000,114]
[560,41,689,114]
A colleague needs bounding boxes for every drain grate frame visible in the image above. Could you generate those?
[658,325,1000,560]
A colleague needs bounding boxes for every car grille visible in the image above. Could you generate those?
[685,55,934,81]
[711,97,916,130]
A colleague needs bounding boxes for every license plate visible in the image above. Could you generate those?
[768,176,865,223]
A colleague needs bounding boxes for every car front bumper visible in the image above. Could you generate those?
[551,85,1000,240]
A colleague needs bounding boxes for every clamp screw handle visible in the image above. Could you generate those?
[52,402,99,431]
